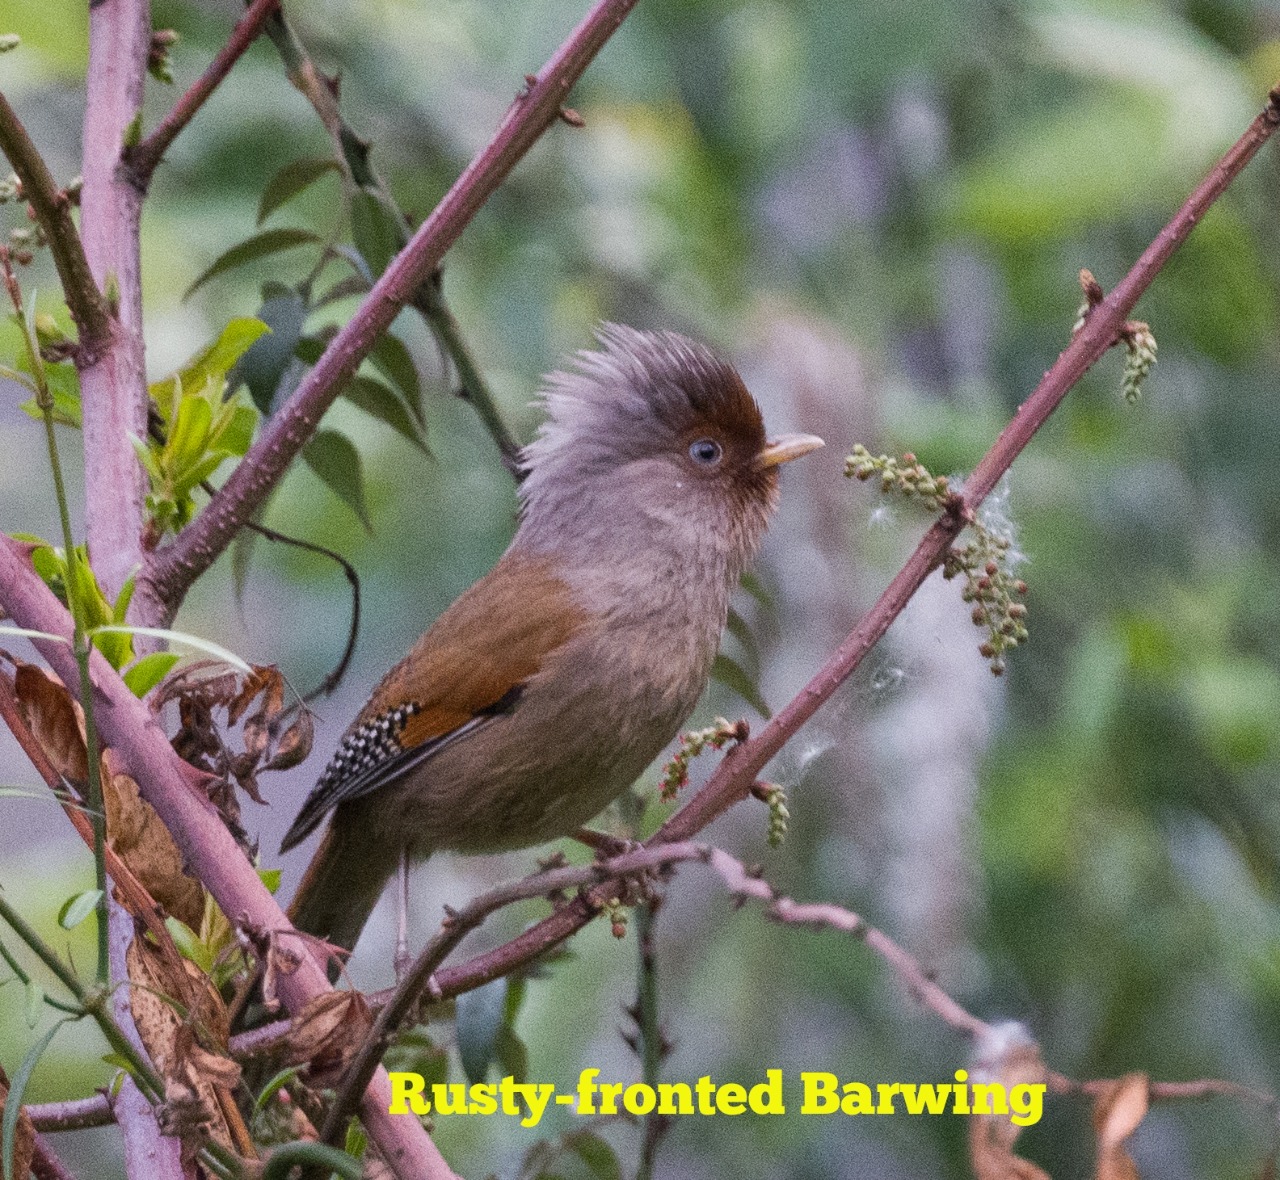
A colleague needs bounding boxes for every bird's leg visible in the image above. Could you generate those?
[395,847,411,982]
[573,827,642,860]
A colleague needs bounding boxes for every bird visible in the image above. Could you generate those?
[282,324,823,954]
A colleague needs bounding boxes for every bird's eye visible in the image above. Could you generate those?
[688,438,723,466]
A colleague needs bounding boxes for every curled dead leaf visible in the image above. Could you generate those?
[1092,1073,1149,1180]
[968,1023,1052,1180]
[103,753,205,929]
[10,659,88,785]
[283,991,372,1086]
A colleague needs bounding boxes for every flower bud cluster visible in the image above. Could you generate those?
[942,539,1029,676]
[658,717,747,801]
[1121,322,1157,405]
[845,445,950,508]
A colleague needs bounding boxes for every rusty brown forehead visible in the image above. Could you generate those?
[679,366,767,454]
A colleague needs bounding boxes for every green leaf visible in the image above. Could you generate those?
[257,157,342,225]
[253,1066,302,1116]
[261,1142,362,1180]
[217,403,258,458]
[184,228,321,300]
[369,333,423,425]
[166,394,214,474]
[257,868,282,894]
[3,1020,64,1180]
[88,626,253,673]
[711,652,771,719]
[564,1131,623,1180]
[57,889,104,930]
[302,429,371,531]
[23,980,43,1028]
[150,318,271,422]
[165,917,215,974]
[342,376,427,452]
[456,976,507,1085]
[122,652,180,697]
[233,290,308,415]
[350,191,404,280]
[17,361,82,427]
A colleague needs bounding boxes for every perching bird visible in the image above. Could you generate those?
[282,325,823,953]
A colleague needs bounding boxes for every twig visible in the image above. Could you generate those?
[0,93,111,353]
[126,0,282,186]
[144,0,640,612]
[319,841,708,1145]
[26,1095,114,1133]
[631,900,668,1180]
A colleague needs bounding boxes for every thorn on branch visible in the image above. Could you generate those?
[1072,267,1105,335]
[559,107,585,127]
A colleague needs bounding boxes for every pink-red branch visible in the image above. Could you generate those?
[143,0,640,614]
[0,535,459,1180]
[126,0,283,186]
[415,83,1280,1001]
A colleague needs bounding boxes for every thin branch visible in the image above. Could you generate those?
[29,1133,78,1180]
[319,842,711,1144]
[126,0,282,186]
[144,0,639,612]
[381,82,1280,1005]
[26,1095,114,1133]
[0,534,460,1180]
[0,92,111,353]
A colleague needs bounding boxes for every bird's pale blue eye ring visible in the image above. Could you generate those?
[689,438,723,466]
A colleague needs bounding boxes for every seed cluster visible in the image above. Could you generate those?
[845,445,950,507]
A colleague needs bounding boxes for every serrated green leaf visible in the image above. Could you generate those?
[57,889,103,930]
[456,976,507,1085]
[350,191,404,280]
[257,157,341,225]
[122,652,180,697]
[369,333,423,425]
[342,375,426,452]
[302,429,371,531]
[166,394,214,474]
[184,228,321,300]
[3,1020,64,1180]
[711,652,771,719]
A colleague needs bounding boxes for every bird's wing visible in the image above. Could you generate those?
[279,554,582,851]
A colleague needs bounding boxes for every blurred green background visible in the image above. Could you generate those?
[5,0,1280,1175]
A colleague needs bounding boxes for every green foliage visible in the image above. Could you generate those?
[456,975,529,1086]
[138,318,264,537]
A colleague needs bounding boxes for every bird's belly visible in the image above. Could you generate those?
[383,632,710,855]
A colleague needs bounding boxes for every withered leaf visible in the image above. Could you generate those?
[129,935,238,1159]
[12,660,88,785]
[263,706,314,772]
[968,1032,1052,1180]
[104,754,205,929]
[1092,1073,1149,1180]
[283,991,372,1086]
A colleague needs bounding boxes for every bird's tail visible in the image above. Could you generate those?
[286,820,396,960]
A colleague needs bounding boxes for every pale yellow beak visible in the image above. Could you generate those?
[758,433,825,468]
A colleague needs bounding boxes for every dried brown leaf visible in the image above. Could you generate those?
[263,706,314,771]
[283,991,372,1085]
[1092,1073,1149,1180]
[13,661,87,785]
[104,755,205,928]
[968,1028,1052,1180]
